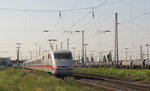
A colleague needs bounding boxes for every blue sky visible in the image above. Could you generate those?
[0,0,150,60]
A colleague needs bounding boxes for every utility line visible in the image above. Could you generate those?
[72,0,126,34]
[55,0,126,46]
[121,11,150,24]
[0,0,124,12]
[119,13,150,32]
[53,0,108,40]
[66,0,108,31]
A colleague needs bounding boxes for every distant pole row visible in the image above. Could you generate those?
[146,43,150,62]
[48,39,57,50]
[16,43,22,61]
[124,48,129,61]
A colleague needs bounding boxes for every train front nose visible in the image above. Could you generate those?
[54,65,74,75]
[53,52,74,75]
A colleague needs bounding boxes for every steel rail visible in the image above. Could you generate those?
[73,72,150,91]
[76,80,118,91]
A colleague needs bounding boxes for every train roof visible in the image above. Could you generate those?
[51,50,72,53]
[23,50,72,64]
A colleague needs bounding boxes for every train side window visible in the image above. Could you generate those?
[43,56,44,60]
[48,54,51,59]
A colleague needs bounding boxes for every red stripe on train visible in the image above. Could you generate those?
[24,65,73,70]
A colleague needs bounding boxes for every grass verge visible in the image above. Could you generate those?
[0,68,102,91]
[75,67,150,81]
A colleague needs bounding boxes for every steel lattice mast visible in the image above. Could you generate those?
[114,12,119,67]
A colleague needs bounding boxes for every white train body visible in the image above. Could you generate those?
[23,50,74,76]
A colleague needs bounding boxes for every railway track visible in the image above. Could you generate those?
[73,73,150,91]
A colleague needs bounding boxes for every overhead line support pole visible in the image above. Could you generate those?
[67,38,69,50]
[82,30,84,64]
[16,43,22,61]
[146,43,150,62]
[114,12,119,67]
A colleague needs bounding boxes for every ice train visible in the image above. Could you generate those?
[23,50,74,76]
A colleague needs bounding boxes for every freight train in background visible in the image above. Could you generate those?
[0,57,12,69]
[74,59,150,69]
[0,57,25,69]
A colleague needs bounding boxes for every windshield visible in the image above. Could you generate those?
[54,53,72,59]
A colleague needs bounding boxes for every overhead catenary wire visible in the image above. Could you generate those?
[68,0,128,44]
[53,0,108,45]
[55,0,128,47]
[120,11,150,25]
[118,10,150,32]
[1,0,147,47]
[1,0,114,48]
[61,0,147,53]
[0,0,125,13]
[71,0,127,33]
[0,0,126,32]
[0,0,126,33]
[66,0,108,31]
[53,0,108,41]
